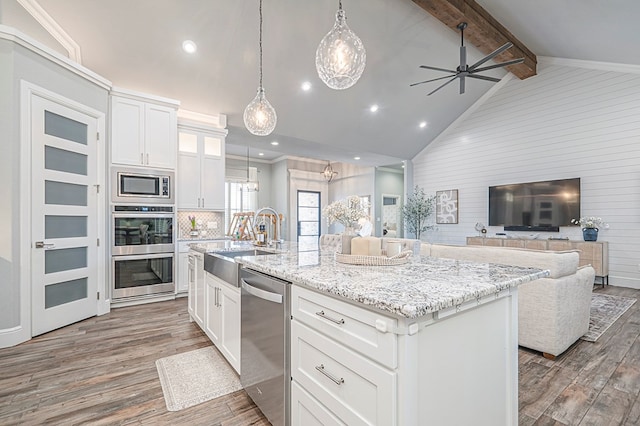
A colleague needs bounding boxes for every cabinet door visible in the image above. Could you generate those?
[201,154,224,210]
[111,97,144,166]
[177,252,189,293]
[177,151,201,209]
[194,254,205,327]
[205,274,222,345]
[220,284,241,373]
[145,104,176,169]
[187,254,196,318]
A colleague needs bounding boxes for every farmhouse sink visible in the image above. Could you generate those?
[204,249,278,286]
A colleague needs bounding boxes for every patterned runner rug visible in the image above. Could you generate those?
[156,346,242,411]
[581,293,637,342]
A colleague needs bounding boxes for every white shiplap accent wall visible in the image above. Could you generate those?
[413,61,640,289]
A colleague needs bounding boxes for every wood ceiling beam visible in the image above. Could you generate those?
[412,0,537,79]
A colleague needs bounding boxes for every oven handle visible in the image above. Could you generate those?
[241,279,283,304]
[112,213,174,219]
[112,252,175,261]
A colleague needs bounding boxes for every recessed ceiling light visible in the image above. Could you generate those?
[369,104,379,113]
[301,81,312,91]
[354,156,361,160]
[419,121,427,129]
[182,40,197,54]
[271,141,279,146]
[258,152,264,156]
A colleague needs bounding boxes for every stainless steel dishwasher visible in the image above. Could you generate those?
[240,267,290,426]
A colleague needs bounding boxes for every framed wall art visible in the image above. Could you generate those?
[436,189,458,224]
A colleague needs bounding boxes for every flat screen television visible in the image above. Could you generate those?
[489,178,580,232]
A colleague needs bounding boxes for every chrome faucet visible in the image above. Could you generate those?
[255,207,283,246]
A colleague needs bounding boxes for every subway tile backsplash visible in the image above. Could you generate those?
[177,211,225,240]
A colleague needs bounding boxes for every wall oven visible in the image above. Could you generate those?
[111,166,174,204]
[111,205,175,300]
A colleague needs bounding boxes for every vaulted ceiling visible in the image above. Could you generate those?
[2,0,638,166]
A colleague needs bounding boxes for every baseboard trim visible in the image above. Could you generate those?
[608,276,640,290]
[0,325,30,349]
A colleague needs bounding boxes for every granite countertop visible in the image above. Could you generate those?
[231,243,549,319]
[187,240,288,254]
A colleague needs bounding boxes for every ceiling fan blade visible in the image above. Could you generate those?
[419,65,457,73]
[467,74,501,83]
[470,58,525,74]
[468,42,513,71]
[427,76,458,96]
[460,76,465,94]
[460,45,467,69]
[409,74,457,87]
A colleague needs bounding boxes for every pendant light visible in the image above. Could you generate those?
[321,161,338,182]
[315,0,366,90]
[244,0,277,136]
[243,146,259,192]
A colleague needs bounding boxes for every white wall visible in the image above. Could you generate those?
[413,58,640,289]
[0,36,109,344]
[327,163,375,234]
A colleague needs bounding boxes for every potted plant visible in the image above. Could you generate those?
[323,195,370,254]
[322,195,370,233]
[402,185,436,240]
[571,216,608,241]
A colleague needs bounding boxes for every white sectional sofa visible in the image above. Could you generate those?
[421,243,596,358]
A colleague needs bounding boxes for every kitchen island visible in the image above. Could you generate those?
[191,242,548,425]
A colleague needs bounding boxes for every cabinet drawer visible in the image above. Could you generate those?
[292,381,346,426]
[291,286,397,369]
[291,321,396,426]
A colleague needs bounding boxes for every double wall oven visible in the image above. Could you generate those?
[111,167,175,301]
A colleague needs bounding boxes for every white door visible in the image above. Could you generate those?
[31,95,99,336]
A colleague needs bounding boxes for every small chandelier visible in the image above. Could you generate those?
[243,146,259,192]
[321,161,338,182]
[244,0,277,136]
[315,0,366,90]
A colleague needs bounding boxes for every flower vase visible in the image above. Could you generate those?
[582,228,598,242]
[341,226,357,254]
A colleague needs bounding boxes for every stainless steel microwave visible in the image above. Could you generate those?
[111,167,174,204]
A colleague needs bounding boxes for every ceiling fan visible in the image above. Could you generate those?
[411,22,524,96]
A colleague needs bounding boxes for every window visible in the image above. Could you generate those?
[225,181,258,235]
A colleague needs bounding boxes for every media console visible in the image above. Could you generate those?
[466,237,609,286]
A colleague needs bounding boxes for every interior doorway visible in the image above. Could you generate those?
[382,194,402,238]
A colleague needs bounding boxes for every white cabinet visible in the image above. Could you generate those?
[291,284,519,426]
[177,252,189,293]
[204,272,241,373]
[110,91,178,170]
[177,126,226,210]
[291,286,397,426]
[205,273,223,345]
[187,250,205,327]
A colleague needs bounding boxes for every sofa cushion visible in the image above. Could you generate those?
[429,244,580,278]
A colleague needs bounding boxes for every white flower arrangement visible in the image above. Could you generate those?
[571,216,608,230]
[322,195,370,228]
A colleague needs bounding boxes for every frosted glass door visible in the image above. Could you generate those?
[31,94,99,336]
[297,191,320,249]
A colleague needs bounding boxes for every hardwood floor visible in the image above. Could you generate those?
[0,298,269,425]
[519,285,640,426]
[0,285,638,425]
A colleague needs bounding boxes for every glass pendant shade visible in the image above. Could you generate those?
[244,86,277,136]
[316,7,366,90]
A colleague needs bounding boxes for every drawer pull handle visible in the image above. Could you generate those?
[315,364,344,386]
[315,310,345,325]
